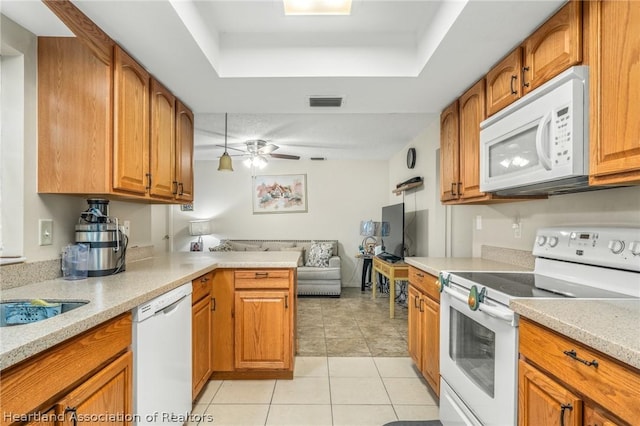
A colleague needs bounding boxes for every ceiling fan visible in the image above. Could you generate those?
[219,139,301,169]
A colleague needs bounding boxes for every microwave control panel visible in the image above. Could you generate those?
[552,105,573,166]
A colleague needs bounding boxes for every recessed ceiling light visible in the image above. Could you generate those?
[283,0,352,15]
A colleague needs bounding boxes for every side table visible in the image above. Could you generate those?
[372,256,409,319]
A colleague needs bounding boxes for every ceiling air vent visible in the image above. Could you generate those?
[309,97,343,107]
[310,157,326,161]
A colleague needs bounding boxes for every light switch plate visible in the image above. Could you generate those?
[39,219,53,245]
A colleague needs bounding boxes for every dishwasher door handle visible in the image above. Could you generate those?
[157,294,188,316]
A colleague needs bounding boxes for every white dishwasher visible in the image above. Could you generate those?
[133,282,192,425]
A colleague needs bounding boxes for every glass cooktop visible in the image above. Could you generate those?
[449,271,631,303]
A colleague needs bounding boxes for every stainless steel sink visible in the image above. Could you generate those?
[0,300,89,327]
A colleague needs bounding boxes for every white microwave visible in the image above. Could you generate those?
[480,66,589,195]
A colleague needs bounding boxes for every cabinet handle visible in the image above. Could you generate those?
[414,295,420,308]
[145,173,152,191]
[65,406,78,426]
[457,182,462,196]
[451,182,457,197]
[510,75,518,95]
[178,182,184,195]
[200,276,210,283]
[172,180,179,195]
[211,297,216,311]
[416,273,424,278]
[563,349,599,368]
[560,403,573,426]
[255,272,269,278]
[522,66,530,88]
[419,298,424,313]
[285,295,289,309]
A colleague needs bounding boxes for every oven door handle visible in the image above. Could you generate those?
[442,286,469,304]
[478,302,515,323]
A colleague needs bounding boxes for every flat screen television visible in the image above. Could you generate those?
[380,202,405,261]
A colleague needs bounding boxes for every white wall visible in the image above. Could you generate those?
[470,186,640,256]
[172,159,389,286]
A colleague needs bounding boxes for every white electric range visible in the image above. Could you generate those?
[438,226,640,426]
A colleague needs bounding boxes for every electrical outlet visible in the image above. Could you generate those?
[39,219,53,246]
[122,220,130,237]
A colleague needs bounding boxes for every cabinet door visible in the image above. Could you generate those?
[458,79,487,200]
[518,360,582,426]
[176,101,195,202]
[192,296,212,400]
[440,100,460,202]
[486,48,523,116]
[234,290,291,370]
[422,295,439,397]
[211,270,235,372]
[149,78,176,199]
[583,405,619,426]
[407,285,423,368]
[113,46,150,195]
[522,0,582,94]
[57,351,132,425]
[588,0,640,185]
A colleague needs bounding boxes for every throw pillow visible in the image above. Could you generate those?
[281,246,305,267]
[306,242,333,267]
[209,241,232,252]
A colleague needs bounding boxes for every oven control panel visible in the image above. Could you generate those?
[533,226,640,271]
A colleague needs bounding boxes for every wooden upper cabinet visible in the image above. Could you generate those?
[38,38,113,195]
[149,78,176,199]
[458,79,487,200]
[439,100,460,202]
[588,0,640,185]
[486,48,523,116]
[176,101,195,202]
[522,0,582,94]
[113,46,150,195]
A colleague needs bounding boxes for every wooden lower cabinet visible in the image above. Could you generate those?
[192,273,213,400]
[407,266,440,397]
[518,359,582,426]
[211,268,296,380]
[235,290,291,370]
[0,314,132,426]
[519,318,640,426]
[57,351,133,425]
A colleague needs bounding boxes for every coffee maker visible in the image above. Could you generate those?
[75,199,127,277]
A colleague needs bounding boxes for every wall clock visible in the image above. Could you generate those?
[406,147,416,169]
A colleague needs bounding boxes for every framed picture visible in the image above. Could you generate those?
[252,174,308,214]
[190,241,203,252]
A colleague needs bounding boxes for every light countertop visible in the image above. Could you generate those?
[0,251,299,370]
[511,298,640,370]
[404,257,532,277]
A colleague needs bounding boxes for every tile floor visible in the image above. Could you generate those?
[190,286,438,426]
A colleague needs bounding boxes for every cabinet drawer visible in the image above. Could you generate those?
[192,272,212,302]
[520,318,640,425]
[408,266,440,302]
[374,258,391,275]
[235,270,291,289]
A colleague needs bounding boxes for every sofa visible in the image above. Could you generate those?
[211,239,341,297]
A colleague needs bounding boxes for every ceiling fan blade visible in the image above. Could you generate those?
[258,143,279,154]
[269,153,300,160]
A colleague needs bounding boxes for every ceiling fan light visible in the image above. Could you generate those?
[243,157,253,168]
[218,152,234,171]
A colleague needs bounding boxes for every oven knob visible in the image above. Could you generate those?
[608,240,625,254]
[629,241,640,256]
[536,236,547,246]
[548,236,559,247]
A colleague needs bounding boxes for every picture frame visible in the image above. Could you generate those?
[252,174,308,214]
[190,241,203,252]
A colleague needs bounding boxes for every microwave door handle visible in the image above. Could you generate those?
[535,112,553,170]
